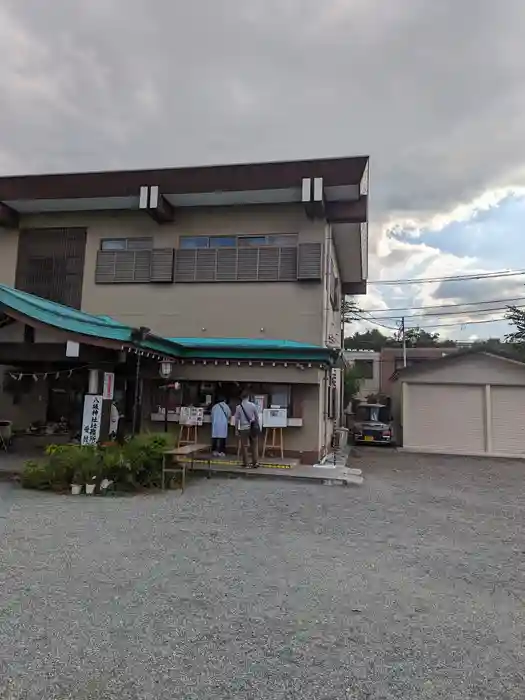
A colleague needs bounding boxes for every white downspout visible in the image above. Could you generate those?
[485,384,492,454]
[323,223,332,346]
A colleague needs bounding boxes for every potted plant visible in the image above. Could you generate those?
[85,474,97,495]
[99,477,114,494]
[71,470,83,495]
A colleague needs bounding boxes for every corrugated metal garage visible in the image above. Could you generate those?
[394,351,525,458]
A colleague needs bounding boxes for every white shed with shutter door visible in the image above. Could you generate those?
[490,386,525,455]
[402,383,485,453]
[393,351,525,458]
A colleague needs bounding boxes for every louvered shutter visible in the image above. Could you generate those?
[173,249,197,281]
[297,243,322,280]
[195,249,216,281]
[95,251,117,283]
[257,247,280,281]
[132,251,151,282]
[113,251,136,283]
[216,248,237,281]
[278,247,297,281]
[237,248,258,281]
[150,248,174,282]
[172,244,302,282]
[95,250,151,283]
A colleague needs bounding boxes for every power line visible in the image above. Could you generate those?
[363,304,523,322]
[356,316,399,332]
[369,269,525,286]
[408,316,510,329]
[356,313,509,330]
[361,295,525,314]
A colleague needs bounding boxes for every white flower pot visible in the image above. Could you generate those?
[85,483,96,495]
[71,484,82,495]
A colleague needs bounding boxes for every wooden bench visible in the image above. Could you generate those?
[161,443,211,492]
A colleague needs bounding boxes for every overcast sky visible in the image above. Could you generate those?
[1,0,525,340]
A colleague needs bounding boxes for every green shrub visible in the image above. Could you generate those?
[98,443,129,485]
[48,444,99,487]
[21,460,52,490]
[21,433,175,492]
[122,433,174,488]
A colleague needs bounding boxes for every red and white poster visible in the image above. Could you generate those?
[102,372,115,400]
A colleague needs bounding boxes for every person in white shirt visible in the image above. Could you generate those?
[234,390,260,468]
[211,397,231,457]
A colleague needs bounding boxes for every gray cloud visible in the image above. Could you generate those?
[434,275,525,305]
[1,0,525,224]
[2,0,525,339]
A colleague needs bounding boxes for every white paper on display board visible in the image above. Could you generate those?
[262,407,288,428]
[102,372,115,400]
[179,406,204,426]
[66,340,80,358]
[81,395,103,445]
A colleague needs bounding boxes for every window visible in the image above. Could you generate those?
[100,238,152,251]
[268,234,297,246]
[179,234,298,249]
[238,236,267,247]
[209,236,237,248]
[179,236,210,249]
[354,359,374,379]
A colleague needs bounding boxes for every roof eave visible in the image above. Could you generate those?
[0,155,369,203]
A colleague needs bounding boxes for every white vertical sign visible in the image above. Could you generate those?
[81,395,103,445]
[102,372,115,400]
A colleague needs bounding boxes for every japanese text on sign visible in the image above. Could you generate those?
[81,395,103,445]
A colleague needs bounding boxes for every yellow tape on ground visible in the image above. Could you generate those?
[177,458,292,470]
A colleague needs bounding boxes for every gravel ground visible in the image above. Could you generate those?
[1,451,524,699]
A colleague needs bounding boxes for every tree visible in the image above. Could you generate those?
[469,337,505,351]
[506,306,525,344]
[344,328,392,351]
[343,366,362,407]
[404,327,439,347]
[386,326,457,348]
[341,299,361,325]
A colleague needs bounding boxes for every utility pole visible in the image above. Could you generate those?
[401,316,407,367]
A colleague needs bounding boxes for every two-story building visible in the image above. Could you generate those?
[0,155,369,462]
[344,350,381,400]
[379,347,458,397]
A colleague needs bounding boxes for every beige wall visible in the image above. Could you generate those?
[0,322,66,344]
[160,364,325,455]
[0,229,20,288]
[21,205,327,343]
[140,361,324,458]
[142,380,321,458]
[158,363,323,385]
